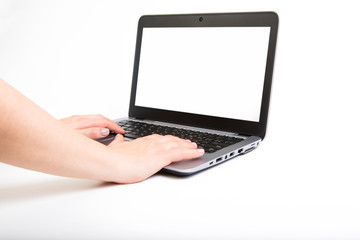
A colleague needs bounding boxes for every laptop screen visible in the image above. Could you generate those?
[135,27,271,123]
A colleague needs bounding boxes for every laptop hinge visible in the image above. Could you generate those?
[133,117,145,120]
[237,132,251,137]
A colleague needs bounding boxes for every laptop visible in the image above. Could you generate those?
[100,12,279,175]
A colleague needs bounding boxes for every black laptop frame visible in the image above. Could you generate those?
[129,12,278,139]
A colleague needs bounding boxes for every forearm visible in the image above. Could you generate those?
[0,79,119,182]
[0,79,204,183]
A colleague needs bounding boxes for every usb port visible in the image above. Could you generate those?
[216,157,222,163]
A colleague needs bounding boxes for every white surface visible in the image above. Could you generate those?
[1,0,360,239]
[136,27,270,122]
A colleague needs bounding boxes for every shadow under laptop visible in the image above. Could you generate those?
[0,179,117,205]
[158,167,207,179]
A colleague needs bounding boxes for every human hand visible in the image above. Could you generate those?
[60,114,125,139]
[107,134,205,183]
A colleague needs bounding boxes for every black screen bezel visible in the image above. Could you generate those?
[129,12,278,139]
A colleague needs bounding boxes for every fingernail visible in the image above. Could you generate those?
[101,128,110,136]
[192,142,198,147]
[197,148,205,153]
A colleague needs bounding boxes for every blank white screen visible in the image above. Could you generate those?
[135,27,270,122]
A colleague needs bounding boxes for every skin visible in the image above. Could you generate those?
[60,114,125,139]
[0,79,204,183]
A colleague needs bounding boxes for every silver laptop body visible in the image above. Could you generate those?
[100,12,278,176]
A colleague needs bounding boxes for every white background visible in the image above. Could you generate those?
[1,1,360,240]
[136,27,270,122]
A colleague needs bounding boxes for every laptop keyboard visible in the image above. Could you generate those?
[116,120,243,153]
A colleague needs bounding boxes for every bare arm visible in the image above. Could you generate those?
[0,79,204,183]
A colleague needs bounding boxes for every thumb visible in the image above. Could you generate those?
[79,127,110,139]
[108,134,125,146]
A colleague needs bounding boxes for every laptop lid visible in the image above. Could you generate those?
[128,12,278,139]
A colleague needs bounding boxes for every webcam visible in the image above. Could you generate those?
[199,17,204,22]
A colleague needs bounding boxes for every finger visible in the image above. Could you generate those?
[108,134,125,146]
[170,139,198,150]
[88,115,125,134]
[107,122,125,135]
[79,127,111,139]
[115,133,125,142]
[66,115,125,134]
[153,134,184,144]
[161,135,198,149]
[133,134,163,143]
[142,135,197,151]
[167,148,205,163]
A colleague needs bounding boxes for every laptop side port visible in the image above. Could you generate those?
[216,157,222,163]
[230,152,235,157]
[244,147,256,154]
[238,148,243,154]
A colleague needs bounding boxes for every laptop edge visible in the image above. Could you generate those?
[101,12,278,176]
